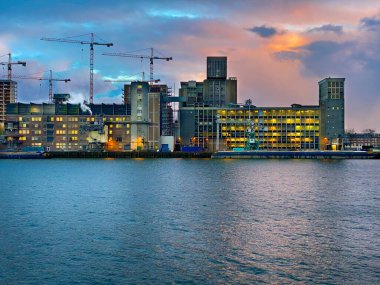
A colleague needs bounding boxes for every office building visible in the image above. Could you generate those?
[3,101,131,151]
[180,104,320,152]
[319,78,345,150]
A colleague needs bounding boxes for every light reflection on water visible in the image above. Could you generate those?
[0,159,379,284]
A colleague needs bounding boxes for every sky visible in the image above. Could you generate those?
[0,0,379,131]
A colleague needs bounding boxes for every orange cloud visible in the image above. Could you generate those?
[268,33,308,52]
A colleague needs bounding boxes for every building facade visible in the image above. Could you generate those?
[0,80,17,126]
[319,78,345,150]
[180,104,320,152]
[3,102,131,151]
[344,132,380,150]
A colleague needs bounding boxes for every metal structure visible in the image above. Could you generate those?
[0,53,26,102]
[6,70,70,102]
[41,33,113,103]
[103,48,172,83]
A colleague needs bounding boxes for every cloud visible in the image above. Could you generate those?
[274,50,303,61]
[360,15,380,30]
[248,25,278,38]
[308,24,343,35]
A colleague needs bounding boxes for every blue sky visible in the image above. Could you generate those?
[1,0,380,131]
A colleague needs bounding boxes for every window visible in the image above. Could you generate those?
[56,143,66,149]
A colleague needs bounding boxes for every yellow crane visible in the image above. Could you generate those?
[41,33,113,103]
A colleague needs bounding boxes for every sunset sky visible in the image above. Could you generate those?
[1,0,379,131]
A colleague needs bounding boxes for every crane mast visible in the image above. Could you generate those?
[41,33,113,104]
[103,48,172,83]
[0,53,27,102]
[7,70,70,102]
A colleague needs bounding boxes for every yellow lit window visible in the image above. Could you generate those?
[56,130,66,135]
[19,117,23,122]
[19,136,26,141]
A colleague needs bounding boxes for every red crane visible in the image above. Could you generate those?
[41,33,113,103]
[7,70,70,102]
[103,48,172,84]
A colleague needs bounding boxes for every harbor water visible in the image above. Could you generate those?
[0,159,379,284]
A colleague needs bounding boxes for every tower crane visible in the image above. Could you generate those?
[103,48,172,84]
[41,33,113,104]
[5,70,70,102]
[0,53,26,102]
[0,53,27,80]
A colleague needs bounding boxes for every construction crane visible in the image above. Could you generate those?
[41,33,113,104]
[0,53,27,80]
[103,48,172,84]
[104,79,160,83]
[6,70,70,102]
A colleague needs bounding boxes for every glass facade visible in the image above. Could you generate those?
[189,105,320,151]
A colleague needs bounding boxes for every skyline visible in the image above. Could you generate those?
[1,0,380,131]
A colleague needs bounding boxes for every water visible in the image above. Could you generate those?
[0,159,379,284]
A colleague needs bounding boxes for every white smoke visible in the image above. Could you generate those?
[80,103,92,115]
[69,92,92,115]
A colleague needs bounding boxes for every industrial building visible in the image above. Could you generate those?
[1,55,349,153]
[179,57,237,108]
[178,58,345,151]
[2,82,176,151]
[180,104,321,152]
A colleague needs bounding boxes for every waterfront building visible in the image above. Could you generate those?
[127,82,174,150]
[344,132,380,150]
[319,78,345,150]
[180,103,320,152]
[179,75,345,152]
[3,99,131,151]
[0,80,17,127]
[3,81,175,152]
